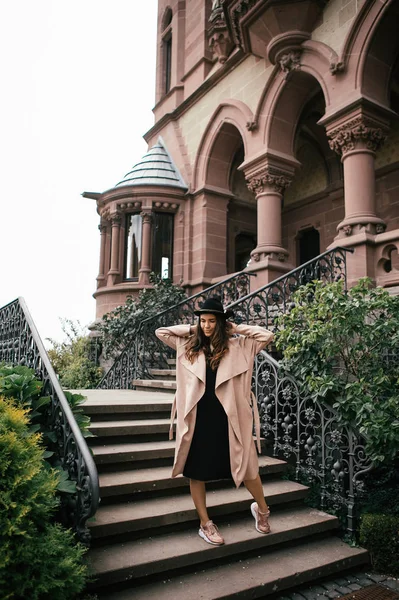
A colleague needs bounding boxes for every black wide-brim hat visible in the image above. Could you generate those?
[194,296,234,319]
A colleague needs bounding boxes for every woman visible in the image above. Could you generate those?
[155,296,274,546]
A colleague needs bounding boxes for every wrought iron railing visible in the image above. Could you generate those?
[228,247,354,328]
[0,298,99,544]
[98,271,254,389]
[253,350,373,535]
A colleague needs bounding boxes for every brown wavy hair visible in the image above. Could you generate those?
[185,314,230,370]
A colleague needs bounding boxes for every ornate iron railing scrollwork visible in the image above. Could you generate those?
[98,271,255,389]
[253,350,373,535]
[0,298,99,545]
[227,247,354,329]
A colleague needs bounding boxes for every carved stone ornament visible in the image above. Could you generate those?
[246,120,258,132]
[376,223,386,234]
[251,252,260,262]
[342,225,352,236]
[328,117,387,156]
[98,223,107,233]
[247,170,292,195]
[140,211,153,224]
[110,213,122,226]
[208,1,233,63]
[279,50,301,74]
[329,61,344,75]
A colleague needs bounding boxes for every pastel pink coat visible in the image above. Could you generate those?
[155,323,274,487]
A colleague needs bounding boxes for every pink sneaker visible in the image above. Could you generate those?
[199,520,225,545]
[251,502,271,534]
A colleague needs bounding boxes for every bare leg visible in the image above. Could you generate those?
[243,474,269,512]
[189,479,210,526]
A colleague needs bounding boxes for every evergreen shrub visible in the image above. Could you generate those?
[360,513,399,576]
[0,395,88,599]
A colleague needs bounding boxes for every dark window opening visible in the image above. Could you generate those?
[152,212,174,279]
[124,214,142,280]
[299,227,320,265]
[164,34,172,94]
[235,233,256,272]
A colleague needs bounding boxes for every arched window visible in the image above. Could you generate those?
[152,212,174,279]
[162,8,173,95]
[124,214,142,280]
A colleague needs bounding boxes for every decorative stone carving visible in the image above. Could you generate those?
[328,117,387,156]
[251,252,260,262]
[279,50,301,74]
[140,211,153,224]
[208,0,234,64]
[110,213,121,226]
[330,61,344,75]
[342,225,352,236]
[376,223,386,234]
[247,169,292,195]
[98,223,107,233]
[246,120,257,132]
[277,252,286,262]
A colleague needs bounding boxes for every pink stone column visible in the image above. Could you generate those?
[139,211,152,285]
[247,170,291,262]
[108,213,121,276]
[97,221,107,285]
[327,116,387,238]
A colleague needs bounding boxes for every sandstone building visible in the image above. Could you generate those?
[85,0,399,319]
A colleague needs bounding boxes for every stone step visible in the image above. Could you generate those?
[89,479,309,540]
[77,389,173,419]
[88,506,339,590]
[133,379,177,393]
[149,368,176,380]
[89,418,173,438]
[91,439,175,465]
[95,536,368,600]
[98,455,287,498]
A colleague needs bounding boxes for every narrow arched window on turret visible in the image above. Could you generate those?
[162,8,173,95]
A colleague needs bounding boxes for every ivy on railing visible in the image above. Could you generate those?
[0,298,99,545]
[98,271,254,389]
[253,350,373,535]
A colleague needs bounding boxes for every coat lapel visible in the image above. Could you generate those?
[215,340,248,388]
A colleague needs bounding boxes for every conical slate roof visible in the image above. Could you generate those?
[115,137,187,189]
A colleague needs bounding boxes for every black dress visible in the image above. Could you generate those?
[183,362,231,481]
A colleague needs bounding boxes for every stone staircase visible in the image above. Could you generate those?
[78,365,369,600]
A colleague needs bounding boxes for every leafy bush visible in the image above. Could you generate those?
[47,319,103,389]
[98,273,186,357]
[0,365,93,494]
[0,395,88,599]
[275,278,399,464]
[360,513,399,576]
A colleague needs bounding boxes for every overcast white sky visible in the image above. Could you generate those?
[0,1,157,346]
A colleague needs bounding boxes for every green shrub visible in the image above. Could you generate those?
[0,395,88,599]
[275,278,399,464]
[360,513,399,576]
[47,319,103,389]
[98,272,186,357]
[0,366,93,494]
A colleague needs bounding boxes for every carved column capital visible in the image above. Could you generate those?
[98,222,107,233]
[140,210,153,224]
[110,213,122,226]
[327,116,387,156]
[247,169,292,196]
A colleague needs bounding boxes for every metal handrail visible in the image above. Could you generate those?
[227,247,354,325]
[0,297,99,544]
[98,270,255,388]
[253,348,373,535]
